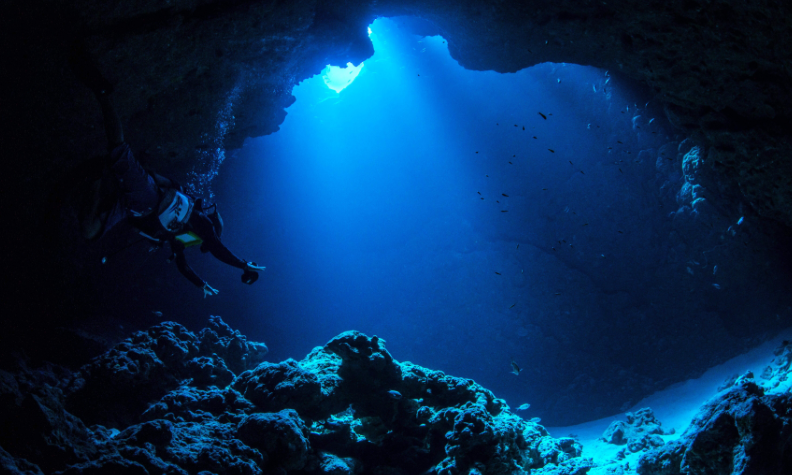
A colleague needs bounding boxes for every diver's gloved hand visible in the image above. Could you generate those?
[245,262,266,272]
[202,282,219,298]
[241,262,264,285]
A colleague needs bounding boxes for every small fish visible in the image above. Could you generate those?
[480,197,484,200]
[686,267,694,275]
[548,149,555,153]
[617,141,623,144]
[522,126,525,130]
[509,161,513,164]
[583,223,589,226]
[514,124,518,127]
[101,257,107,264]
[477,191,481,195]
[495,271,502,275]
[712,283,721,289]
[554,292,561,295]
[530,417,542,423]
[538,112,547,120]
[533,136,538,139]
[713,265,718,275]
[476,151,479,154]
[152,311,163,317]
[552,247,556,251]
[557,78,561,83]
[516,244,520,249]
[608,147,613,149]
[510,360,521,375]
[580,171,585,175]
[496,200,500,203]
[501,210,508,212]
[649,118,655,124]
[509,303,517,309]
[593,84,597,92]
[502,193,509,197]
[516,403,531,411]
[618,230,623,234]
[619,168,623,173]
[542,188,547,190]
[737,216,744,225]
[387,390,402,400]
[569,161,573,165]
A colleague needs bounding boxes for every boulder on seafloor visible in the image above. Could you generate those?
[64,317,267,428]
[236,409,311,471]
[637,375,792,475]
[600,407,672,453]
[232,359,326,419]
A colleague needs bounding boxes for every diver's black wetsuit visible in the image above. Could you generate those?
[107,142,248,288]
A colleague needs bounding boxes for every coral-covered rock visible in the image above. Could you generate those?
[232,359,325,418]
[141,386,254,424]
[198,316,268,374]
[0,446,44,475]
[65,318,265,428]
[601,408,671,453]
[637,379,792,475]
[186,355,235,388]
[236,410,311,471]
[0,366,95,473]
[760,339,792,392]
[65,321,200,427]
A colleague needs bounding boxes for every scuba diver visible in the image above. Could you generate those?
[71,45,265,297]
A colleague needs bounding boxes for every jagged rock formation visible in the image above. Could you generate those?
[601,408,674,456]
[638,378,792,475]
[2,318,792,474]
[0,318,597,474]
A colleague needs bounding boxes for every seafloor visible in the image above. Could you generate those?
[1,316,791,474]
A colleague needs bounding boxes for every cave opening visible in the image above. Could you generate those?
[82,17,792,427]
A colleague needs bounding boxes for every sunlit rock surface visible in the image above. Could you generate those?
[2,318,792,474]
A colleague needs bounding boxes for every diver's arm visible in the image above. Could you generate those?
[173,247,206,288]
[95,92,124,151]
[174,248,219,297]
[193,213,248,269]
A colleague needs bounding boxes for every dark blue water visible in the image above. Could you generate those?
[210,18,661,418]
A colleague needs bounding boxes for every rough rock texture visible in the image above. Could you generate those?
[600,408,673,454]
[3,321,792,474]
[64,316,266,427]
[637,343,792,475]
[0,322,606,475]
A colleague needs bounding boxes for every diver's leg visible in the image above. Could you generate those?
[81,178,104,240]
[95,91,124,152]
[69,39,123,151]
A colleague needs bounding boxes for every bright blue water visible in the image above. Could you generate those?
[210,18,660,421]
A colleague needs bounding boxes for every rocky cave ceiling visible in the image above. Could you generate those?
[2,1,791,332]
